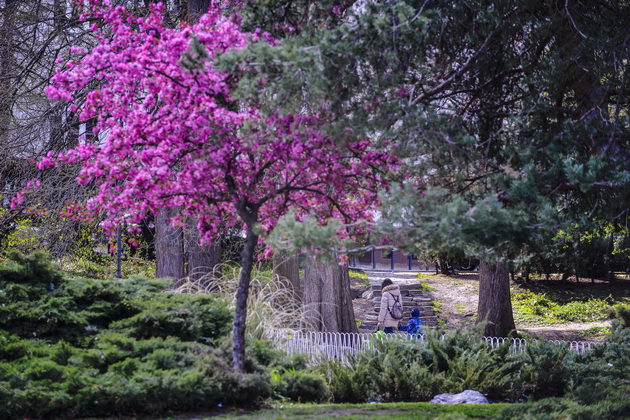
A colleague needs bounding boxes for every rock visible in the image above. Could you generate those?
[362,290,373,299]
[429,390,489,404]
[350,288,365,299]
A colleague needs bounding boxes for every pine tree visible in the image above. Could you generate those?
[227,0,630,336]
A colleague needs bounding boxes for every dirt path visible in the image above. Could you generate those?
[353,271,613,341]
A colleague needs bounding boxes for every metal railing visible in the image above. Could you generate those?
[270,330,601,364]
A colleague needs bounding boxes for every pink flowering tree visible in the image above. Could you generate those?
[20,1,393,371]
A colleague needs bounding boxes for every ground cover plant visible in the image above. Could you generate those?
[317,323,630,415]
[1,251,630,419]
[0,252,326,419]
[511,280,630,327]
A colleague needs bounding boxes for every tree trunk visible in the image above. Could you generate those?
[436,253,454,275]
[232,226,258,372]
[184,0,209,22]
[0,0,18,156]
[476,260,515,337]
[302,254,358,333]
[185,220,222,285]
[154,208,184,279]
[273,251,301,302]
[605,238,615,282]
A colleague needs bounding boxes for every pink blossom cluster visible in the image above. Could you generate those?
[20,0,396,249]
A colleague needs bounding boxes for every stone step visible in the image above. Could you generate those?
[371,296,432,302]
[367,306,435,314]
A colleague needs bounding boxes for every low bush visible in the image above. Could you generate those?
[0,330,286,418]
[608,303,630,327]
[321,326,522,403]
[0,252,290,419]
[321,320,630,408]
[271,368,330,402]
[0,252,231,345]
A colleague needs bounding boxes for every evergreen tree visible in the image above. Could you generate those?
[227,0,630,336]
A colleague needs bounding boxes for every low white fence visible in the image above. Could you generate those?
[270,330,601,364]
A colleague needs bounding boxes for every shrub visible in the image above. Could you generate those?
[0,252,232,345]
[272,369,330,402]
[321,327,522,403]
[109,293,232,343]
[608,303,630,327]
[513,340,574,399]
[0,333,277,418]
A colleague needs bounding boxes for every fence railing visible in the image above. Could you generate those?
[270,330,601,364]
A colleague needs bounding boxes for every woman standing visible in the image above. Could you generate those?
[376,278,402,334]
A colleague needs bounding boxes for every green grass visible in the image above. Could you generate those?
[576,326,611,339]
[431,300,443,313]
[416,280,435,292]
[511,287,621,326]
[212,402,507,419]
[349,269,370,287]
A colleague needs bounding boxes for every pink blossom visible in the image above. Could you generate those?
[25,0,397,250]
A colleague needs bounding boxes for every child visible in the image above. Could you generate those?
[399,308,424,336]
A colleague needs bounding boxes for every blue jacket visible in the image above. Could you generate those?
[399,316,424,335]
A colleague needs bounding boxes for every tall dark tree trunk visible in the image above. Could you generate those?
[0,0,18,158]
[302,254,358,333]
[154,208,184,279]
[184,0,209,22]
[273,251,301,302]
[605,238,615,282]
[476,260,515,337]
[185,220,222,284]
[232,225,258,372]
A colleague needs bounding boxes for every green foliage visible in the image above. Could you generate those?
[271,368,330,402]
[218,402,505,419]
[0,252,335,418]
[319,322,630,409]
[511,288,614,325]
[514,340,574,399]
[321,327,521,403]
[350,269,370,287]
[495,392,630,420]
[415,278,435,292]
[0,332,276,418]
[0,252,231,345]
[608,303,630,327]
[109,293,232,343]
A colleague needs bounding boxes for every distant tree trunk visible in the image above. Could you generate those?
[302,254,357,333]
[155,208,184,279]
[476,260,515,337]
[436,253,454,275]
[605,238,615,282]
[0,0,18,156]
[185,220,222,285]
[540,258,552,282]
[184,0,209,21]
[273,251,301,302]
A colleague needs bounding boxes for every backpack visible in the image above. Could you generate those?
[388,293,404,319]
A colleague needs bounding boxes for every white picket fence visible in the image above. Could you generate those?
[270,330,601,364]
